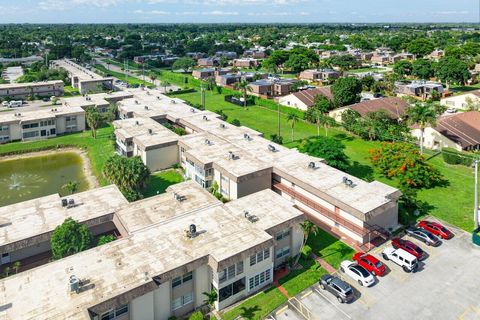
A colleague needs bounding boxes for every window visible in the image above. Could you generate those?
[172,271,193,288]
[219,261,243,284]
[23,131,39,139]
[219,278,246,302]
[276,229,290,241]
[100,305,129,320]
[248,269,271,291]
[171,293,194,310]
[276,246,290,259]
[250,248,270,266]
[1,125,9,131]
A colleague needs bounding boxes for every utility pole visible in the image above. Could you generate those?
[142,62,145,86]
[475,159,479,230]
[201,84,206,110]
[278,104,281,137]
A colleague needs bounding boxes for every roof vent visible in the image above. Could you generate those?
[228,151,237,160]
[135,120,139,126]
[156,96,161,100]
[135,100,139,104]
[185,224,197,238]
[244,133,251,140]
[173,192,186,202]
[190,108,195,113]
[308,162,316,169]
[205,139,211,145]
[203,115,208,121]
[244,210,259,223]
[144,105,149,110]
[342,176,355,188]
[171,100,176,104]
[67,198,75,208]
[61,198,68,207]
[268,144,276,152]
[148,128,153,135]
[69,275,80,293]
[220,123,226,129]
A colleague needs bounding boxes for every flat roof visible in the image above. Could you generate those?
[52,59,106,82]
[0,185,128,252]
[62,91,133,109]
[113,117,179,150]
[0,106,85,124]
[0,182,299,319]
[0,80,63,90]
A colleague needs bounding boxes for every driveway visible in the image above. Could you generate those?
[273,222,480,320]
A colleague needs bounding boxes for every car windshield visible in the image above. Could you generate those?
[375,261,383,268]
[427,233,437,240]
[441,227,449,233]
[414,247,423,253]
[344,288,353,296]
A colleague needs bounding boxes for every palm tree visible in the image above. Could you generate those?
[406,102,441,154]
[85,106,103,139]
[12,261,20,274]
[312,96,335,137]
[294,220,319,265]
[62,180,79,195]
[149,72,157,85]
[160,81,171,93]
[287,113,299,142]
[202,288,218,312]
[234,80,253,107]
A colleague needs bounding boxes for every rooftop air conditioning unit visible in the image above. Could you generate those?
[244,133,250,140]
[67,199,75,208]
[61,199,68,207]
[135,100,139,104]
[190,108,195,113]
[342,176,354,188]
[268,144,276,152]
[144,106,149,110]
[220,123,226,128]
[308,162,316,169]
[205,139,211,145]
[148,129,153,135]
[135,120,139,126]
[171,100,176,104]
[228,151,235,160]
[157,96,161,100]
[185,224,197,239]
[244,211,259,223]
[69,275,80,294]
[203,116,208,121]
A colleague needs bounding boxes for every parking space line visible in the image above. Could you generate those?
[313,288,353,320]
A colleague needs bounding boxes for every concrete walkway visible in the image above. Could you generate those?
[312,253,337,274]
[273,267,290,298]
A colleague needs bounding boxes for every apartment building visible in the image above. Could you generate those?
[114,89,401,247]
[197,58,220,67]
[441,89,480,111]
[233,58,259,68]
[0,80,64,99]
[248,78,296,98]
[299,69,340,82]
[51,59,113,94]
[0,181,305,320]
[61,91,134,113]
[0,106,85,143]
[395,80,444,100]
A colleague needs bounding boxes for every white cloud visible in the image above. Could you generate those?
[202,10,239,15]
[132,9,169,14]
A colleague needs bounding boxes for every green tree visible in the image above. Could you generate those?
[287,112,299,142]
[188,311,204,320]
[361,75,375,91]
[329,55,358,71]
[161,81,171,93]
[62,180,79,195]
[202,289,218,311]
[234,80,252,107]
[172,57,196,72]
[299,137,350,171]
[332,77,362,107]
[294,220,319,265]
[284,54,311,73]
[406,102,443,154]
[51,218,93,260]
[103,155,150,201]
[85,106,103,139]
[393,60,412,77]
[12,261,20,274]
[435,57,470,87]
[407,38,434,57]
[412,59,434,79]
[305,95,335,136]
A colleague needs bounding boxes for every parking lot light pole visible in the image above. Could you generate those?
[475,159,479,230]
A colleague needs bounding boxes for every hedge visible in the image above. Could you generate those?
[254,96,305,118]
[165,88,197,95]
[442,147,477,167]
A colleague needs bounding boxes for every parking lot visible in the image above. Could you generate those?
[275,222,480,320]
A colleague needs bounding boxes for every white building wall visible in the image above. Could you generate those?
[130,291,154,320]
[153,282,171,320]
[441,93,479,110]
[411,127,461,151]
[278,95,309,111]
[194,265,210,309]
[144,145,179,172]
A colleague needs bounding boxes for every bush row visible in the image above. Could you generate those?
[442,147,477,167]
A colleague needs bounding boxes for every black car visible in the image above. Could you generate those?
[406,227,441,246]
[319,274,354,303]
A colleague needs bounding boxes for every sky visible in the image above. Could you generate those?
[0,0,479,24]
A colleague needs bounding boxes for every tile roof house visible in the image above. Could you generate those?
[411,111,480,151]
[278,87,333,111]
[330,97,409,122]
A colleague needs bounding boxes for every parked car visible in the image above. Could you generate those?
[446,108,457,113]
[391,238,425,260]
[319,274,354,303]
[9,100,23,108]
[382,247,418,273]
[406,227,441,246]
[1,101,10,107]
[418,220,454,240]
[340,260,375,287]
[353,252,386,276]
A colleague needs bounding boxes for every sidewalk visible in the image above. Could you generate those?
[273,267,290,298]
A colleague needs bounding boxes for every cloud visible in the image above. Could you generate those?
[202,10,239,15]
[132,9,169,14]
[39,0,120,11]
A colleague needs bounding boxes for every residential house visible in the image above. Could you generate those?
[299,69,340,83]
[279,87,333,111]
[197,58,220,67]
[233,58,259,68]
[395,80,444,100]
[0,81,64,99]
[441,90,480,111]
[329,97,408,122]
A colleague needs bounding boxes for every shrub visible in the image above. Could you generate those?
[301,245,312,259]
[97,234,116,246]
[442,148,476,167]
[51,218,93,259]
[188,311,204,320]
[230,119,241,127]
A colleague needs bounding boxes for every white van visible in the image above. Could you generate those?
[9,100,23,108]
[382,247,418,273]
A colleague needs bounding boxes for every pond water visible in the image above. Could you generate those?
[0,152,89,207]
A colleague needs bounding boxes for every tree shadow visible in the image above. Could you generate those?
[240,305,262,319]
[346,161,374,181]
[332,132,354,142]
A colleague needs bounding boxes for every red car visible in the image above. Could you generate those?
[353,252,386,276]
[418,220,454,240]
[391,237,425,260]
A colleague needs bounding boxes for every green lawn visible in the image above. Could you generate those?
[0,125,115,186]
[94,64,150,87]
[143,169,183,198]
[221,287,287,320]
[307,229,356,269]
[278,259,327,296]
[64,85,80,97]
[450,83,480,93]
[347,67,385,74]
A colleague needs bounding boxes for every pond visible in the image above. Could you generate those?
[0,152,89,207]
